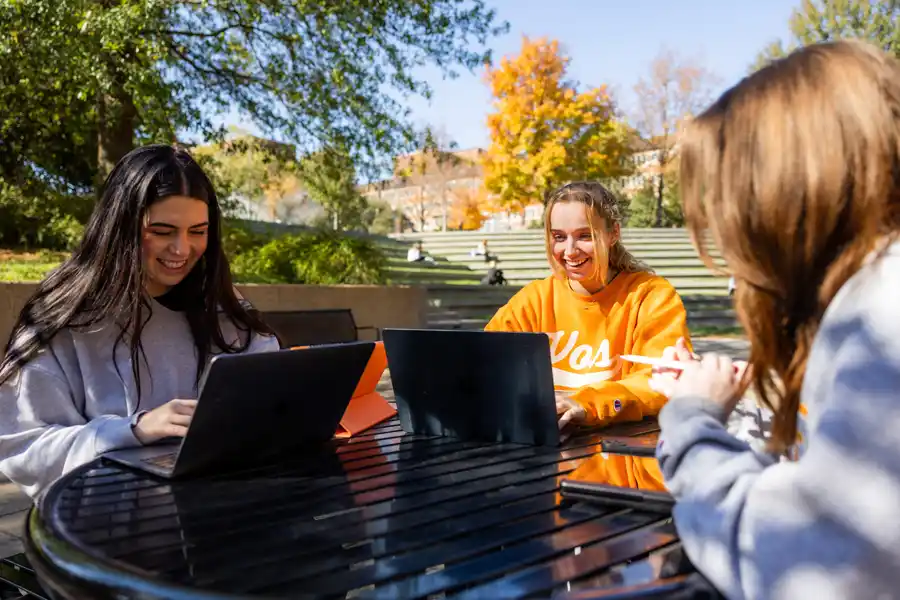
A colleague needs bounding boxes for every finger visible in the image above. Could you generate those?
[661,346,677,361]
[649,375,675,396]
[701,353,719,370]
[164,424,190,438]
[720,355,734,376]
[168,413,193,427]
[558,408,576,430]
[676,337,699,361]
[676,346,695,362]
[171,400,198,414]
[679,360,701,377]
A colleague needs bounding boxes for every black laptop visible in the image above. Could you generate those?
[382,329,558,446]
[103,341,375,478]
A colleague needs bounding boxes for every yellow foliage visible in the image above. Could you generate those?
[449,186,494,231]
[482,36,633,209]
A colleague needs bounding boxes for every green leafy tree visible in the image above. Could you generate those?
[753,0,900,70]
[362,201,409,235]
[299,148,368,232]
[624,179,683,228]
[0,0,506,184]
[193,132,307,221]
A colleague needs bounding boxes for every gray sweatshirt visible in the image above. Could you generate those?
[0,298,278,499]
[658,240,900,600]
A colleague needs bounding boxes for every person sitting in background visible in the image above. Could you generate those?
[0,144,278,499]
[485,181,691,433]
[406,241,435,264]
[480,259,507,286]
[470,239,496,262]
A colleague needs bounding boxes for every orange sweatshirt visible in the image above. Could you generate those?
[485,271,692,426]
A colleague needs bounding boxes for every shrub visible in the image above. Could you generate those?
[231,230,386,285]
[221,220,271,257]
[0,181,94,250]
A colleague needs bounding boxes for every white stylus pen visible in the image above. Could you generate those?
[619,354,687,371]
[621,354,739,373]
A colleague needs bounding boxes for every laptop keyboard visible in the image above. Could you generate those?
[141,452,177,469]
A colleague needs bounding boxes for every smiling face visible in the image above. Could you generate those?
[548,200,619,295]
[141,195,210,297]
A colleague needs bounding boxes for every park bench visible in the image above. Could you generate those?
[259,308,379,348]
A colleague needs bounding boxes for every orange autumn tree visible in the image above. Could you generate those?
[482,37,632,211]
[449,186,494,230]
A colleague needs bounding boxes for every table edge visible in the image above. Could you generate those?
[28,467,252,600]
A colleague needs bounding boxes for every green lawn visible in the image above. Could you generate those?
[0,250,66,282]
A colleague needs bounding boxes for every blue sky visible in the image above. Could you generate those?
[223,0,796,151]
[403,0,796,150]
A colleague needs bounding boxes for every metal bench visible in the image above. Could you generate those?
[0,553,47,599]
[259,308,379,348]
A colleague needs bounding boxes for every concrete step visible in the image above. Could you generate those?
[500,270,729,282]
[454,264,725,277]
[385,262,478,274]
[393,228,708,241]
[396,240,710,252]
[426,315,739,331]
[434,251,723,263]
[424,282,732,296]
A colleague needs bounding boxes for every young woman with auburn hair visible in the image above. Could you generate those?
[653,40,900,598]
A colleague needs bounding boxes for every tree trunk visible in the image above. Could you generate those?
[654,172,665,227]
[96,73,137,185]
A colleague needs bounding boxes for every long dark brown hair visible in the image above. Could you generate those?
[0,144,273,410]
[679,40,900,453]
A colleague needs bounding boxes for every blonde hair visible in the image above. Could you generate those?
[544,181,651,283]
[680,40,900,454]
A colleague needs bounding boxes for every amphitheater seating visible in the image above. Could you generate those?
[380,229,738,332]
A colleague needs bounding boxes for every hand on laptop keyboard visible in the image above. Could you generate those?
[556,391,586,441]
[141,453,178,469]
[133,399,197,445]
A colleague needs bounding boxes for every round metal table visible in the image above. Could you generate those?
[26,419,699,599]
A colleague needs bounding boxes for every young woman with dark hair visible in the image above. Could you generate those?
[0,144,277,498]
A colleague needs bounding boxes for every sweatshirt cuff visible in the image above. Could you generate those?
[93,415,142,455]
[571,389,643,425]
[660,392,731,428]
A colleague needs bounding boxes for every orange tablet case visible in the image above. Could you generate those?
[335,341,396,438]
[290,341,395,438]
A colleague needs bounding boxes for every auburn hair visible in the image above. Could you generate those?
[679,40,900,454]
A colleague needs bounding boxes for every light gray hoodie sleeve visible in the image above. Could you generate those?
[0,356,140,500]
[657,325,900,599]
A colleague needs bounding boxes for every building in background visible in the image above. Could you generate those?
[620,136,665,196]
[362,137,663,232]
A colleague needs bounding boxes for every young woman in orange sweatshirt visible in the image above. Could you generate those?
[485,181,691,431]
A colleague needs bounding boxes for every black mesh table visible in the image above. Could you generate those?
[25,418,698,599]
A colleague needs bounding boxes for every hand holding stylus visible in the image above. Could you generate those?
[644,337,747,400]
